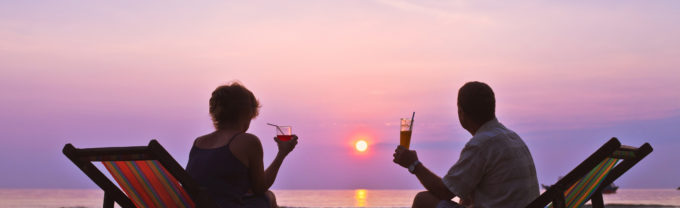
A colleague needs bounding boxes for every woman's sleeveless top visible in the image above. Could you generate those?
[186,133,268,207]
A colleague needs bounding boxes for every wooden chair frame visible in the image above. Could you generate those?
[63,140,217,208]
[526,137,652,208]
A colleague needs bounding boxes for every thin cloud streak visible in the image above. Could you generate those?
[373,0,493,24]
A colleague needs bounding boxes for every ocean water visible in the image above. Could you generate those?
[0,189,679,208]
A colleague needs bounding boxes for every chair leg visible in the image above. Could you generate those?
[104,192,114,208]
[591,191,604,208]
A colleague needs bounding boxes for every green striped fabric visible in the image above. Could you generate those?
[547,157,620,208]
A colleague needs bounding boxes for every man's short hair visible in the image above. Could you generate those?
[458,81,496,124]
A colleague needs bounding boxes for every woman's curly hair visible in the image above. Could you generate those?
[209,82,260,129]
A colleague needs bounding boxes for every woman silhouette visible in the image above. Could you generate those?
[186,82,298,208]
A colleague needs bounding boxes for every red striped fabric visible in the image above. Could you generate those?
[103,160,195,208]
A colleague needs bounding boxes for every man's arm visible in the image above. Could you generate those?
[393,146,455,200]
[412,162,456,200]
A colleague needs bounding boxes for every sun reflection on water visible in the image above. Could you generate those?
[354,189,367,207]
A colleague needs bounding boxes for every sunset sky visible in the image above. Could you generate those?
[1,1,679,190]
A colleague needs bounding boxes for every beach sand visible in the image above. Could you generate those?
[584,204,680,208]
[278,206,680,208]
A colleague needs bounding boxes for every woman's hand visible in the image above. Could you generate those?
[274,135,298,156]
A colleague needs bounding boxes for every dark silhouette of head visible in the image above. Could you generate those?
[457,81,496,134]
[209,82,260,131]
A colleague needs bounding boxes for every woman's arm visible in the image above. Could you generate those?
[263,135,298,189]
[245,134,298,194]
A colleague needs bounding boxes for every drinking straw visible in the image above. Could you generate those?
[409,112,415,131]
[267,123,285,135]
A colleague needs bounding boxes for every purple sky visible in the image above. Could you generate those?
[1,1,679,189]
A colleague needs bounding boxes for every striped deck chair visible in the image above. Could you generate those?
[526,137,652,208]
[63,140,217,208]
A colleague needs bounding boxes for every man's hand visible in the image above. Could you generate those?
[394,146,456,201]
[393,145,419,168]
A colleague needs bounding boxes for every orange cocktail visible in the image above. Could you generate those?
[400,114,414,149]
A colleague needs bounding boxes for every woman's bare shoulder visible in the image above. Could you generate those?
[193,132,229,149]
[192,134,210,146]
[233,133,261,146]
[230,133,264,159]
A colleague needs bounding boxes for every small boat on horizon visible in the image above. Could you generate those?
[541,183,619,194]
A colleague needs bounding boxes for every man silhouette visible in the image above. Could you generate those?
[393,81,539,208]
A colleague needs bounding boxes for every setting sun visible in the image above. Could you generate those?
[355,140,368,152]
